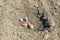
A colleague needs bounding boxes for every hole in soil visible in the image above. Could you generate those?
[13,32,15,35]
[39,13,50,29]
[1,33,3,36]
[36,10,51,31]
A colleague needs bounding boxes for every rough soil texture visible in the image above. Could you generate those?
[0,0,60,40]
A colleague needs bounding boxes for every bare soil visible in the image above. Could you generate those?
[0,0,60,40]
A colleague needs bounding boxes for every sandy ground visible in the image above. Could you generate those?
[0,0,60,40]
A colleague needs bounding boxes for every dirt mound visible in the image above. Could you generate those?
[0,0,60,40]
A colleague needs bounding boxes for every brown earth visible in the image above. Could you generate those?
[0,0,60,40]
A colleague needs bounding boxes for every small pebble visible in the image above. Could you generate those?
[44,34,50,39]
